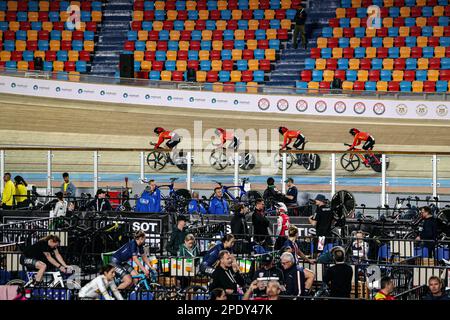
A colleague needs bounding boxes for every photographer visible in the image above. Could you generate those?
[308,194,333,255]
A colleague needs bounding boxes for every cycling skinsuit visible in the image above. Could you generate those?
[78,275,124,300]
[154,131,181,149]
[111,240,144,278]
[349,132,375,151]
[281,130,305,150]
[216,128,239,150]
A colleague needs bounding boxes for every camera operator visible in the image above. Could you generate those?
[251,254,285,298]
[308,194,333,255]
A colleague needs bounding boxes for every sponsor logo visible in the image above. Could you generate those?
[167,96,173,101]
[373,103,386,116]
[258,98,270,111]
[212,98,216,104]
[416,104,428,116]
[78,89,83,94]
[100,90,105,95]
[353,102,366,114]
[56,87,61,92]
[189,97,194,102]
[334,101,346,114]
[277,99,289,111]
[151,96,161,100]
[128,94,139,98]
[33,85,38,91]
[173,97,183,101]
[436,105,448,117]
[315,100,327,113]
[234,100,239,105]
[123,93,128,98]
[11,83,16,88]
[396,104,408,116]
[296,100,308,112]
[145,94,151,100]
[239,100,250,105]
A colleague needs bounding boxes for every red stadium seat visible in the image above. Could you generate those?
[148,31,159,41]
[20,22,31,31]
[124,41,135,51]
[427,0,437,5]
[377,47,388,59]
[427,16,438,26]
[394,0,405,6]
[376,28,388,38]
[445,5,450,16]
[346,8,356,18]
[444,26,450,37]
[195,20,206,30]
[166,1,176,10]
[361,38,372,48]
[360,59,371,70]
[446,47,450,57]
[362,0,373,6]
[6,12,17,22]
[326,59,337,70]
[26,41,37,51]
[242,70,253,82]
[423,81,436,92]
[319,82,331,91]
[388,81,400,91]
[301,70,312,82]
[440,70,450,80]
[4,31,15,40]
[335,70,346,80]
[329,18,339,28]
[45,51,57,62]
[152,61,164,71]
[61,40,72,51]
[259,20,270,30]
[428,37,439,47]
[429,58,440,69]
[259,0,270,9]
[227,20,238,30]
[177,50,188,60]
[86,22,98,32]
[258,40,269,49]
[210,50,221,60]
[275,10,286,20]
[243,49,254,60]
[53,22,64,31]
[353,81,365,91]
[11,51,22,61]
[79,51,91,62]
[131,21,142,31]
[411,47,422,58]
[343,28,354,38]
[197,1,207,10]
[394,37,405,47]
[64,61,76,72]
[259,59,271,71]
[207,71,218,82]
[411,7,422,18]
[38,12,49,22]
[394,58,406,70]
[343,48,354,59]
[328,38,338,48]
[360,18,368,27]
[172,71,184,81]
[73,31,84,41]
[187,60,199,70]
[163,21,174,31]
[277,29,288,40]
[134,1,144,10]
[380,7,389,18]
[38,31,49,41]
[245,30,255,40]
[223,82,235,92]
[369,70,380,81]
[242,10,253,20]
[210,10,221,20]
[157,41,168,51]
[222,60,234,71]
[410,27,421,37]
[190,41,201,50]
[212,30,223,40]
[223,40,234,50]
[144,11,155,21]
[177,10,188,20]
[393,17,405,27]
[310,48,321,59]
[81,2,92,11]
[50,1,60,11]
[181,31,191,40]
[404,70,416,81]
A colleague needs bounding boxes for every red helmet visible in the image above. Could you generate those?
[154,127,165,134]
[215,128,225,136]
[278,126,288,135]
[349,128,360,136]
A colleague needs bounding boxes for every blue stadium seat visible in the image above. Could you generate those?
[206,20,216,30]
[31,22,42,30]
[438,0,448,5]
[405,18,416,27]
[60,1,69,11]
[269,39,280,50]
[372,37,382,48]
[188,10,198,20]
[436,247,450,260]
[321,48,332,59]
[188,50,199,60]
[372,0,383,6]
[235,82,247,92]
[365,81,376,91]
[253,10,264,20]
[255,30,266,40]
[286,9,296,20]
[338,58,349,70]
[422,26,433,37]
[84,31,95,41]
[203,83,213,91]
[322,27,332,38]
[5,61,17,70]
[312,70,323,81]
[176,1,186,10]
[440,37,450,47]
[254,49,265,60]
[269,0,280,9]
[168,41,178,51]
[72,40,83,51]
[155,10,166,21]
[38,40,49,51]
[236,60,248,71]
[380,70,392,81]
[238,20,248,30]
[234,40,245,50]
[406,58,417,70]
[165,61,176,71]
[57,51,68,61]
[207,0,218,10]
[155,51,166,61]
[388,47,399,58]
[378,244,390,260]
[159,30,169,41]
[76,61,87,72]
[414,247,429,258]
[436,81,448,92]
[223,30,234,40]
[304,58,315,70]
[221,10,232,20]
[0,22,7,31]
[442,58,450,69]
[400,81,412,92]
[134,61,140,71]
[296,81,308,93]
[191,31,202,41]
[422,47,434,58]
[56,71,67,80]
[354,47,366,58]
[200,40,211,50]
[16,30,27,41]
[200,60,211,71]
[342,0,351,7]
[174,21,184,31]
[43,61,53,71]
[50,30,61,40]
[339,38,349,48]
[389,7,400,17]
[149,71,160,80]
[17,12,28,22]
[416,70,427,81]
[340,18,350,28]
[238,0,249,9]
[219,70,230,82]
[22,51,34,62]
[405,0,416,5]
[405,36,417,47]
[221,50,231,60]
[81,11,91,22]
[144,1,155,10]
[0,1,6,11]
[354,27,365,38]
[356,7,366,18]
[49,11,60,22]
[253,70,265,82]
[372,58,382,70]
[269,20,280,30]
[4,40,15,51]
[127,31,137,41]
[135,41,146,51]
[388,27,399,37]
[346,70,357,81]
[92,1,102,11]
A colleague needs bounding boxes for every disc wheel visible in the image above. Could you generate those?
[175,188,192,207]
[147,151,167,171]
[340,153,361,172]
[172,150,192,171]
[209,149,228,170]
[369,154,390,173]
[239,152,256,171]
[301,153,321,171]
[331,190,356,220]
[240,190,263,206]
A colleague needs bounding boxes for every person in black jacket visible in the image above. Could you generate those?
[280,252,314,297]
[252,254,285,290]
[293,5,308,49]
[416,206,438,258]
[166,215,188,256]
[252,199,272,247]
[230,204,250,240]
[263,177,283,209]
[88,189,112,212]
[323,246,353,298]
[422,276,450,301]
[209,250,245,300]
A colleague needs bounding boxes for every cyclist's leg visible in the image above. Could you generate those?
[293,134,306,150]
[228,136,240,151]
[112,259,132,289]
[34,261,47,283]
[362,138,376,162]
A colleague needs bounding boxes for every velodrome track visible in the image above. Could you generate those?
[1,92,450,194]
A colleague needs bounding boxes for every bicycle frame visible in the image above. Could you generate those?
[26,271,65,288]
[215,179,248,203]
[349,147,381,165]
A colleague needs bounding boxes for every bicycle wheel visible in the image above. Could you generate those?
[175,188,192,208]
[340,153,360,172]
[209,149,228,170]
[239,152,256,171]
[369,154,390,173]
[147,151,167,171]
[301,153,321,171]
[275,153,294,170]
[6,279,26,286]
[173,150,192,171]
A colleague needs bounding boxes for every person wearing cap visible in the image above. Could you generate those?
[323,246,353,298]
[167,215,188,256]
[275,202,291,250]
[309,194,333,255]
[87,189,112,212]
[252,254,285,296]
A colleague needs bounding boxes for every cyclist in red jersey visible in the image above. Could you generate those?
[214,128,240,150]
[153,127,181,150]
[278,127,306,150]
[348,128,376,166]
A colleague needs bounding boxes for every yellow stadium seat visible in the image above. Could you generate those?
[70,1,81,7]
[28,12,38,22]
[333,28,343,38]
[0,12,5,21]
[383,18,393,28]
[84,41,94,52]
[27,30,38,41]
[199,50,210,61]
[392,70,404,81]
[202,30,212,41]
[248,20,259,31]
[316,58,326,70]
[42,22,53,32]
[416,17,427,27]
[62,30,72,41]
[265,10,275,20]
[68,50,79,61]
[232,49,242,60]
[358,70,369,81]
[216,20,227,31]
[167,10,177,21]
[352,0,362,7]
[350,37,360,48]
[39,1,50,11]
[155,1,165,10]
[68,71,80,82]
[265,49,276,61]
[211,60,222,71]
[417,58,428,70]
[186,1,196,10]
[60,11,70,22]
[153,21,163,31]
[365,28,376,37]
[196,71,206,82]
[176,60,186,71]
[230,71,242,82]
[427,70,439,81]
[366,47,377,58]
[281,0,292,9]
[317,37,327,48]
[17,61,28,71]
[417,36,428,48]
[434,46,445,58]
[323,70,334,82]
[308,81,319,90]
[400,47,411,58]
[183,21,195,31]
[232,10,242,20]
[384,0,394,7]
[383,37,394,47]
[266,29,277,40]
[179,41,189,51]
[376,81,388,91]
[336,8,346,19]
[212,41,223,51]
[399,26,409,37]
[247,82,258,93]
[332,48,343,58]
[134,51,144,62]
[281,19,291,30]
[7,1,17,11]
[434,6,444,16]
[166,51,177,61]
[383,58,394,70]
[448,82,450,92]
[137,30,148,41]
[400,7,410,17]
[234,30,245,40]
[78,22,86,32]
[9,21,19,32]
[433,26,444,37]
[53,61,64,72]
[15,40,26,51]
[342,81,353,90]
[34,51,45,60]
[50,40,60,51]
[146,41,156,51]
[416,0,426,5]
[350,18,361,28]
[213,82,223,92]
[248,59,259,71]
[199,10,209,20]
[412,81,423,93]
[170,30,180,41]
[161,71,172,81]
[247,40,257,50]
[0,51,11,61]
[218,1,228,10]
[349,58,359,70]
[249,0,259,10]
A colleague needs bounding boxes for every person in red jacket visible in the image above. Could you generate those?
[274,202,291,250]
[278,127,306,150]
[348,128,376,166]
[153,127,181,150]
[214,128,240,150]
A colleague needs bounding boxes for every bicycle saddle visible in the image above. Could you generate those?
[169,177,179,182]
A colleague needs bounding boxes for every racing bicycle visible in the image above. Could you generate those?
[341,144,390,173]
[147,142,193,171]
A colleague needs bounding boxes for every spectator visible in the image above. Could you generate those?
[293,5,308,49]
[50,192,68,218]
[210,288,227,300]
[284,178,298,206]
[423,276,450,301]
[188,191,207,215]
[14,175,29,208]
[167,215,188,256]
[88,189,112,212]
[263,177,283,209]
[323,246,353,298]
[374,276,396,300]
[351,231,369,261]
[200,234,236,274]
[275,202,291,250]
[135,179,161,213]
[209,250,245,300]
[243,280,282,301]
[1,173,16,210]
[252,199,272,247]
[309,194,333,255]
[283,225,313,264]
[416,206,438,258]
[208,187,229,215]
[178,233,200,258]
[61,172,76,198]
[230,203,250,240]
[252,254,285,295]
[281,252,314,297]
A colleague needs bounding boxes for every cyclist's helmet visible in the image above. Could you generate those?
[215,128,224,136]
[349,128,360,136]
[154,127,165,134]
[278,126,288,135]
[276,202,288,214]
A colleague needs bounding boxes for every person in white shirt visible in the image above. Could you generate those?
[78,264,123,300]
[50,192,67,218]
[351,231,369,261]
